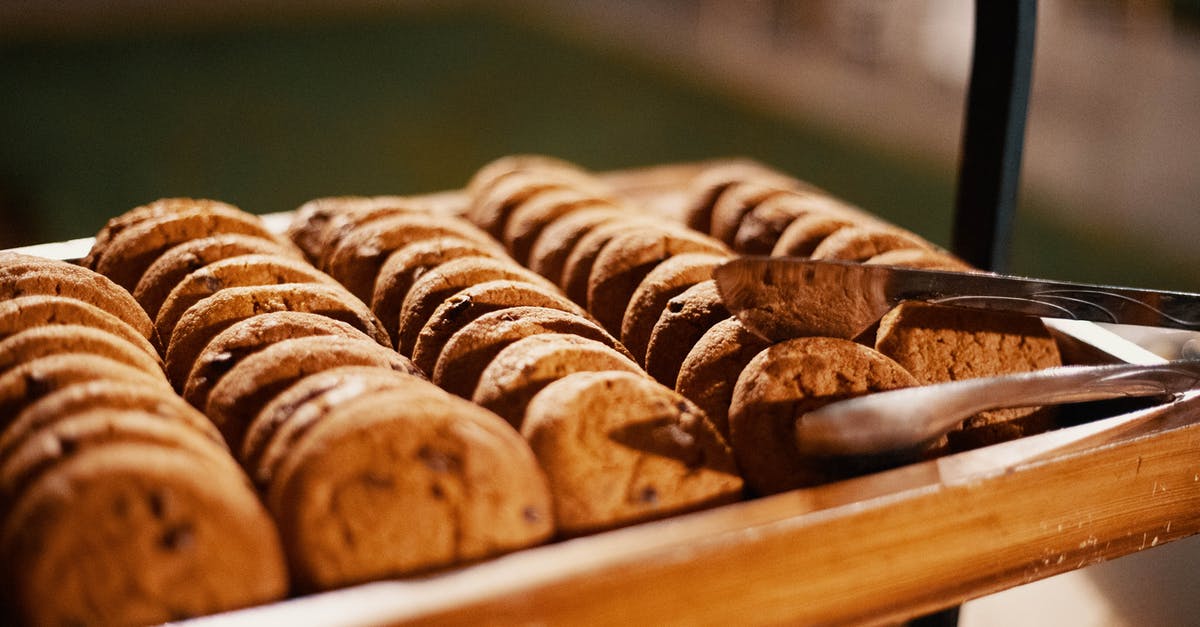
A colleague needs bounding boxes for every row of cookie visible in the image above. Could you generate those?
[0,252,288,627]
[81,200,558,594]
[285,196,745,537]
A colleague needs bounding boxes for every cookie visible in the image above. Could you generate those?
[182,311,371,410]
[865,248,975,271]
[395,256,556,356]
[132,233,299,320]
[81,198,248,270]
[707,180,797,247]
[1,442,287,626]
[769,213,855,257]
[502,187,615,265]
[559,218,679,306]
[432,306,624,399]
[0,295,159,362]
[522,370,742,537]
[0,380,224,463]
[163,283,389,389]
[91,205,286,291]
[0,253,156,342]
[678,160,799,235]
[586,229,731,335]
[369,237,509,345]
[286,195,419,263]
[620,253,727,365]
[732,191,860,255]
[674,318,773,440]
[526,206,630,285]
[643,280,729,388]
[0,354,172,432]
[268,385,554,591]
[410,278,593,375]
[203,334,421,450]
[322,211,504,302]
[873,301,1062,450]
[466,153,591,198]
[0,325,164,382]
[728,337,917,495]
[809,225,934,262]
[243,366,424,487]
[467,167,601,240]
[471,333,645,427]
[154,253,339,344]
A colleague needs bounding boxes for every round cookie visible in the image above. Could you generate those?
[502,187,615,265]
[268,386,554,592]
[466,153,591,198]
[1,442,287,627]
[707,180,797,247]
[322,211,503,302]
[410,278,594,375]
[432,306,624,399]
[586,229,731,335]
[163,283,389,389]
[643,280,730,388]
[769,213,855,257]
[132,233,299,319]
[92,206,284,291]
[810,225,934,262]
[873,301,1062,451]
[182,311,371,409]
[471,333,645,427]
[0,253,156,341]
[396,256,556,356]
[154,254,339,344]
[866,248,975,271]
[286,195,418,263]
[467,167,598,240]
[243,366,425,487]
[203,334,421,450]
[728,337,917,496]
[674,318,772,439]
[369,237,509,345]
[0,380,224,462]
[311,204,426,272]
[527,206,630,285]
[678,160,799,235]
[0,325,164,381]
[522,370,742,537]
[620,253,726,365]
[732,191,861,255]
[0,295,159,362]
[559,217,678,306]
[0,354,172,433]
[81,198,248,270]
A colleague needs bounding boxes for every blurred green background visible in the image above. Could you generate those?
[0,5,1195,291]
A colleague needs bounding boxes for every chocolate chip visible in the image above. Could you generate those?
[639,486,658,504]
[148,490,170,519]
[523,506,541,523]
[159,523,195,552]
[430,484,445,499]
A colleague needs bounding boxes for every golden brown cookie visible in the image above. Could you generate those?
[527,205,630,285]
[729,337,917,496]
[182,311,371,410]
[243,366,424,487]
[559,217,679,305]
[865,248,975,271]
[708,180,797,247]
[809,225,934,262]
[154,253,338,344]
[132,233,299,320]
[91,205,285,291]
[395,256,556,356]
[410,278,593,375]
[502,187,615,265]
[769,212,856,257]
[674,318,772,440]
[163,283,389,389]
[1,442,287,626]
[471,333,645,427]
[286,195,419,263]
[586,229,731,335]
[203,334,421,450]
[0,380,224,463]
[322,211,504,302]
[432,306,625,399]
[620,252,727,366]
[0,295,159,362]
[732,191,861,255]
[466,153,591,199]
[81,198,248,270]
[0,325,164,382]
[268,385,554,591]
[467,167,601,240]
[643,280,729,388]
[369,237,509,345]
[873,301,1062,451]
[0,253,156,342]
[678,160,799,235]
[522,370,742,537]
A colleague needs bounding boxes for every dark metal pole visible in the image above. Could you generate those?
[952,0,1038,272]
